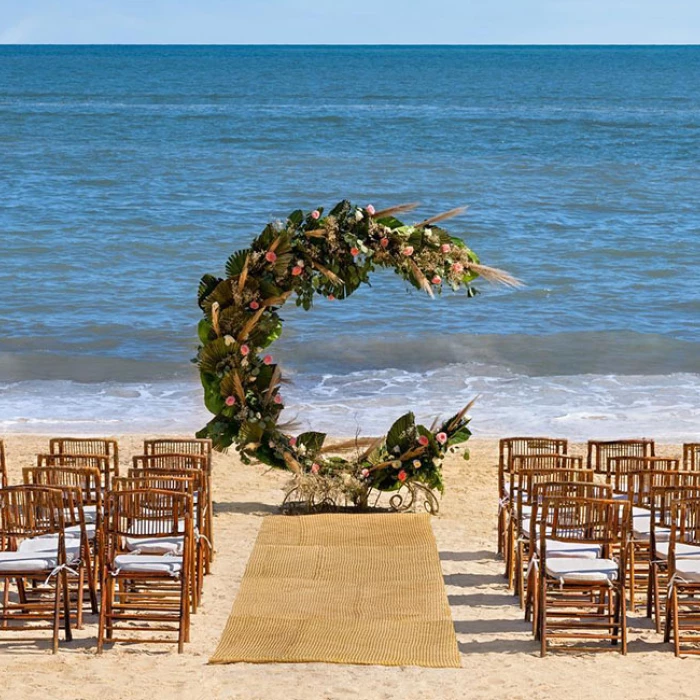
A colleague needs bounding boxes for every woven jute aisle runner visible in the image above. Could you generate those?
[210,512,460,667]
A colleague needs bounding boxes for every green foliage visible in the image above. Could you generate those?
[194,199,502,502]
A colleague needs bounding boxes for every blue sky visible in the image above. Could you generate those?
[1,0,699,44]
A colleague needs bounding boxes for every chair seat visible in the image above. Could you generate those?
[0,547,79,573]
[537,540,601,559]
[65,523,97,540]
[125,535,184,555]
[18,537,81,560]
[655,542,700,560]
[113,554,183,576]
[64,505,97,524]
[545,557,619,583]
[674,559,700,583]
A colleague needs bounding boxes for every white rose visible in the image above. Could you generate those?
[355,210,364,222]
[224,335,234,346]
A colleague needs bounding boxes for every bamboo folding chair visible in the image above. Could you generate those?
[537,496,630,656]
[524,481,613,632]
[0,486,73,652]
[605,457,679,611]
[144,440,214,561]
[23,466,101,621]
[683,444,700,471]
[97,489,193,653]
[505,454,583,584]
[646,483,700,633]
[497,437,568,557]
[510,469,597,605]
[132,453,212,574]
[665,498,700,655]
[587,439,655,475]
[48,438,119,489]
[0,440,7,488]
[39,452,115,492]
[114,473,203,611]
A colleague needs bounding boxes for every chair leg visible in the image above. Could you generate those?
[672,587,680,656]
[61,568,72,643]
[52,574,62,654]
[620,587,628,655]
[539,578,547,656]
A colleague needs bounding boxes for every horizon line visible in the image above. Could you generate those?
[2,42,700,47]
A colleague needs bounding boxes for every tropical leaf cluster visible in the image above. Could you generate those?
[195,201,518,495]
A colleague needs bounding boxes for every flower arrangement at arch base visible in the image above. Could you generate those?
[195,200,519,513]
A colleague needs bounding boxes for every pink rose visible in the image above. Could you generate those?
[263,354,273,365]
[311,463,320,474]
[431,275,442,285]
[240,344,250,356]
[418,435,429,447]
[225,396,236,407]
[402,246,414,256]
[380,238,389,248]
[327,294,335,301]
[436,432,447,445]
[274,394,283,404]
[249,301,260,310]
[361,468,370,478]
[265,251,277,263]
[398,470,407,483]
[452,262,464,274]
[311,210,320,220]
[292,265,303,276]
[350,247,359,256]
[289,437,297,447]
[366,204,375,216]
[441,244,451,254]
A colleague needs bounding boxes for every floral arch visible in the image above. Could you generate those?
[195,201,517,511]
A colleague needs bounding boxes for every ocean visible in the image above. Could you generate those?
[1,45,698,440]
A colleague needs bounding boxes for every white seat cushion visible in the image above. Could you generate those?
[18,537,81,561]
[655,542,700,560]
[113,554,183,576]
[537,540,601,559]
[125,535,184,555]
[674,559,700,583]
[65,523,97,540]
[545,557,619,583]
[0,547,78,573]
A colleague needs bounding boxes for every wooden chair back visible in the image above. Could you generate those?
[144,438,212,472]
[24,465,103,518]
[49,438,119,486]
[683,444,700,471]
[102,488,193,562]
[586,439,655,474]
[608,456,679,495]
[670,498,700,564]
[0,440,6,488]
[41,450,116,490]
[0,485,66,540]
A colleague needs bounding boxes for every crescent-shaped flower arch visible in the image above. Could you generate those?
[195,200,518,508]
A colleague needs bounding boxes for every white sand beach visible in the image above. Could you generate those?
[0,434,697,700]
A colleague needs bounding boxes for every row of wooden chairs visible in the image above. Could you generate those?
[0,437,214,653]
[498,436,700,655]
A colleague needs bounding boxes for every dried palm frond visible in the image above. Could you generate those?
[278,419,302,434]
[372,202,420,218]
[211,302,221,337]
[355,435,385,462]
[237,255,249,293]
[263,290,294,308]
[232,371,246,404]
[237,306,265,341]
[313,260,344,285]
[409,259,434,299]
[268,235,284,253]
[416,206,467,229]
[305,229,327,238]
[429,416,441,432]
[283,451,302,474]
[447,395,479,432]
[320,436,379,454]
[466,263,523,288]
[263,366,281,405]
